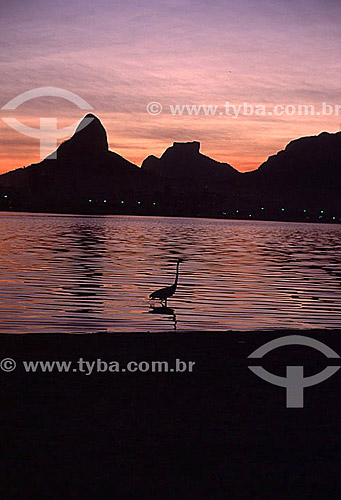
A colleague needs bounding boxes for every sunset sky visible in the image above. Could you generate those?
[0,0,340,174]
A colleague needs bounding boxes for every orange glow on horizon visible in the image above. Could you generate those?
[1,109,340,176]
[1,1,340,175]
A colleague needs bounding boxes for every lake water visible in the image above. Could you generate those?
[0,212,340,333]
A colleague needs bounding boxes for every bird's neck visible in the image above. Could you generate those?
[174,262,180,287]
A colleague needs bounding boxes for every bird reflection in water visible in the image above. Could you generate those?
[149,304,177,330]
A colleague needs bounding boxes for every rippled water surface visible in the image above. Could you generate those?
[1,213,341,333]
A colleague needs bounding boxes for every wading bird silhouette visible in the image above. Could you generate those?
[149,258,183,307]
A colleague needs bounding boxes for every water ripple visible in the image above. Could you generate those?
[0,213,340,332]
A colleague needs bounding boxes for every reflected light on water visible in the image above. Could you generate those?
[0,213,340,333]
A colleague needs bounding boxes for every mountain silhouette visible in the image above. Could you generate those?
[246,131,341,213]
[0,114,143,213]
[142,141,240,184]
[257,131,341,187]
[53,113,109,159]
[0,114,340,222]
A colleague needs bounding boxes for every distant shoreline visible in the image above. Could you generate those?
[0,209,340,225]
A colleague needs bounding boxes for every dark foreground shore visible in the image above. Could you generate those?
[1,330,341,499]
